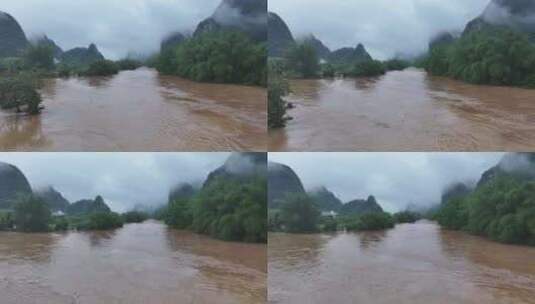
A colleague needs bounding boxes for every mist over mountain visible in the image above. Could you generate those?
[1,0,223,59]
[270,0,489,60]
[269,153,504,212]
[0,153,229,213]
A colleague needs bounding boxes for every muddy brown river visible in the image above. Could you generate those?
[269,68,535,151]
[268,220,535,304]
[0,220,266,304]
[0,68,266,151]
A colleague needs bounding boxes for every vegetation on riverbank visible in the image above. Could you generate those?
[154,30,267,86]
[424,28,535,88]
[162,176,267,243]
[0,194,149,233]
[268,193,420,234]
[268,60,291,128]
[435,175,535,246]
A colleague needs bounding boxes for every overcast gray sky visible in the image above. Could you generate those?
[269,153,504,212]
[0,153,229,212]
[1,0,221,59]
[269,0,490,59]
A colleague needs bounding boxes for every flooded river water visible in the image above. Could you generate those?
[269,68,535,151]
[0,68,267,151]
[0,220,266,304]
[268,220,535,304]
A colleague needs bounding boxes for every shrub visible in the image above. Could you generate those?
[0,73,44,115]
[268,61,291,129]
[165,199,193,229]
[156,30,266,86]
[345,212,394,231]
[116,59,142,71]
[86,212,123,230]
[393,211,421,224]
[425,27,535,88]
[278,193,320,233]
[351,60,386,77]
[84,60,119,76]
[189,176,267,243]
[13,194,51,232]
[285,42,319,78]
[24,44,55,71]
[122,210,149,223]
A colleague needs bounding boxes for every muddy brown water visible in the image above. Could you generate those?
[269,68,535,151]
[268,220,535,304]
[0,220,266,304]
[0,68,267,151]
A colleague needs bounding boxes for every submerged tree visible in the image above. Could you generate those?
[285,42,319,78]
[268,60,291,129]
[279,193,320,233]
[13,194,51,232]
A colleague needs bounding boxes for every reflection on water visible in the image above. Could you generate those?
[0,68,267,151]
[269,68,535,151]
[0,220,266,304]
[268,221,535,304]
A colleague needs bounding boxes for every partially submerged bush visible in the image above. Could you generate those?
[0,73,44,115]
[84,60,119,76]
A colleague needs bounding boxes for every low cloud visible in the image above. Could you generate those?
[0,153,229,212]
[270,0,489,59]
[269,153,504,212]
[1,0,222,59]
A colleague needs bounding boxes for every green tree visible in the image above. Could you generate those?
[13,195,51,232]
[87,212,124,230]
[85,60,119,76]
[285,42,319,78]
[122,211,149,223]
[24,44,55,70]
[279,193,320,233]
[190,176,267,243]
[157,31,266,86]
[165,199,193,229]
[0,73,43,115]
[268,60,291,129]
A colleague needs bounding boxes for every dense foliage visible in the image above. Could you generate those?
[191,176,267,242]
[122,210,149,223]
[285,42,319,78]
[0,73,43,114]
[393,211,421,224]
[13,195,51,232]
[435,175,535,245]
[85,212,123,230]
[0,211,14,230]
[165,198,192,229]
[425,28,535,88]
[84,60,119,76]
[156,30,266,86]
[349,60,386,77]
[318,215,338,232]
[116,59,142,71]
[24,44,55,71]
[277,193,320,233]
[268,60,291,129]
[163,176,267,243]
[340,212,395,231]
[384,59,410,71]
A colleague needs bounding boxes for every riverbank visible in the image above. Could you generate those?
[268,220,535,304]
[269,68,535,151]
[0,220,267,304]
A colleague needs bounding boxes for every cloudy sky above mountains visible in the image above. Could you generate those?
[269,153,504,212]
[0,153,229,212]
[1,0,221,59]
[270,0,490,59]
